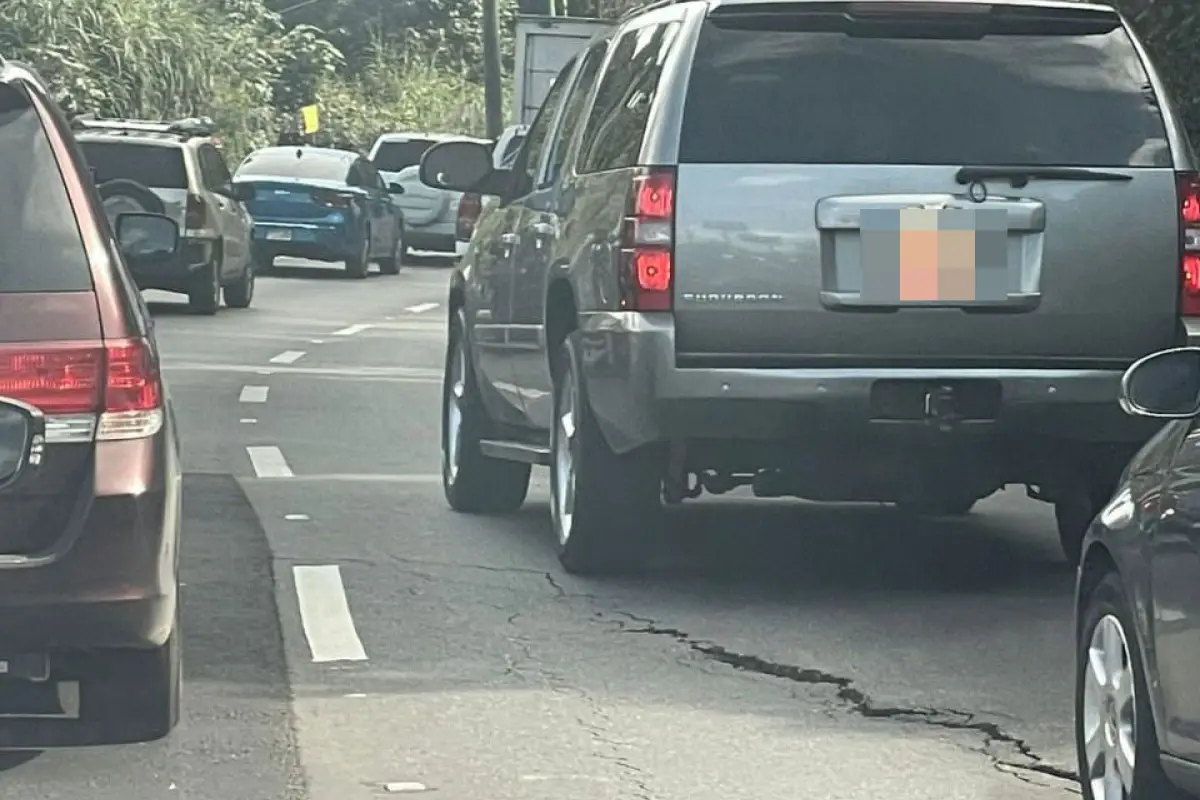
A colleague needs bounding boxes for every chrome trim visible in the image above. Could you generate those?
[44,413,97,445]
[1118,346,1200,419]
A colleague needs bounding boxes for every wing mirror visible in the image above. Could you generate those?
[1121,347,1200,418]
[116,213,181,264]
[420,140,511,196]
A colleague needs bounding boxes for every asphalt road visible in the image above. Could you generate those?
[0,256,1084,799]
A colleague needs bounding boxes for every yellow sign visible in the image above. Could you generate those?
[300,105,320,134]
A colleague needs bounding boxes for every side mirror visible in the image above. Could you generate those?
[117,213,181,263]
[0,398,44,492]
[230,183,255,203]
[1121,347,1200,418]
[420,140,507,195]
[387,182,405,195]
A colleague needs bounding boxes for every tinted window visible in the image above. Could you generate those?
[79,140,189,189]
[543,43,608,186]
[0,85,91,293]
[577,23,679,174]
[515,59,575,194]
[199,145,232,188]
[372,140,435,172]
[679,10,1171,167]
[235,149,352,182]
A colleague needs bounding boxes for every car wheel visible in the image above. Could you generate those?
[345,231,369,279]
[188,258,220,315]
[379,227,403,275]
[442,307,530,512]
[224,258,255,308]
[1076,570,1188,800]
[551,332,662,575]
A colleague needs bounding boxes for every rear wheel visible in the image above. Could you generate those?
[551,333,662,575]
[379,228,403,275]
[188,258,220,315]
[1076,571,1188,800]
[223,258,255,308]
[345,232,369,279]
[442,308,530,512]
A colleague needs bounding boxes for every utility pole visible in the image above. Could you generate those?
[482,0,504,139]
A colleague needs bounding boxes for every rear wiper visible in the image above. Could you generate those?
[954,166,1133,189]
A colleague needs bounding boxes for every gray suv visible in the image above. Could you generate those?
[421,0,1199,574]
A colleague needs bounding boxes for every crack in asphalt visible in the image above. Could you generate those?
[611,612,1080,792]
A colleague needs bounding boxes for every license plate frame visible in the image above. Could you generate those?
[265,229,293,242]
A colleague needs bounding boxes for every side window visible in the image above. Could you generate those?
[577,22,679,174]
[197,146,223,190]
[346,162,364,187]
[208,147,233,186]
[512,58,576,197]
[541,42,609,188]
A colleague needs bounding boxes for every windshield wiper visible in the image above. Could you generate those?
[954,166,1133,189]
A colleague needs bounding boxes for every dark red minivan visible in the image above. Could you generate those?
[0,60,183,747]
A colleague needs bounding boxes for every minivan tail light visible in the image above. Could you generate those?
[457,192,482,241]
[620,168,675,312]
[1178,172,1200,317]
[0,339,163,441]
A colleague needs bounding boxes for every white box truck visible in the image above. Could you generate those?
[513,15,613,126]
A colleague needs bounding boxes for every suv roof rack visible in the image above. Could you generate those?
[70,114,217,139]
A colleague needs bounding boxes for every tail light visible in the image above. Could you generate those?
[0,338,164,442]
[313,190,352,209]
[1178,172,1200,317]
[457,192,482,241]
[619,168,675,311]
[184,192,208,231]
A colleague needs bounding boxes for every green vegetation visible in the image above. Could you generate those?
[0,0,1195,163]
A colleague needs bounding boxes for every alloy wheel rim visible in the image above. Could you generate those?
[444,338,464,483]
[552,375,577,545]
[1082,613,1137,800]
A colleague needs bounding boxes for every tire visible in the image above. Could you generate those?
[442,308,530,513]
[379,227,403,275]
[188,259,220,315]
[223,258,255,308]
[551,333,662,575]
[345,231,369,279]
[1076,571,1189,800]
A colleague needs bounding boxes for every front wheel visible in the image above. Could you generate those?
[1076,571,1189,800]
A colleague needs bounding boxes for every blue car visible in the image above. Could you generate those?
[232,146,405,278]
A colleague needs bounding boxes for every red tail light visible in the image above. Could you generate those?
[1179,172,1200,317]
[0,339,163,440]
[185,192,207,230]
[619,168,675,311]
[457,192,482,241]
[313,190,352,209]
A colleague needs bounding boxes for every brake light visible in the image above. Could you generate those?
[457,193,482,241]
[1179,172,1200,316]
[185,192,207,231]
[0,339,163,440]
[313,190,352,209]
[619,169,675,311]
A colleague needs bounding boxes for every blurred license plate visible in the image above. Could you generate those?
[266,230,292,241]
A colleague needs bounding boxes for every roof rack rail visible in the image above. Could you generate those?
[70,114,217,139]
[618,0,681,20]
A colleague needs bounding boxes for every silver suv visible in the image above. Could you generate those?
[421,0,1197,574]
[74,116,255,314]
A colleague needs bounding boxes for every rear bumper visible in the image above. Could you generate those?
[0,434,180,653]
[128,235,216,292]
[252,220,359,262]
[578,311,1158,456]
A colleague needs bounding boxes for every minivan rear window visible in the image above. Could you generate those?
[78,141,189,189]
[372,139,435,173]
[678,9,1172,168]
[0,85,91,293]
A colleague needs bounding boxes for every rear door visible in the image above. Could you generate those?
[0,80,103,556]
[671,2,1182,368]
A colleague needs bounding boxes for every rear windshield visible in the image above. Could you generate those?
[235,150,351,182]
[371,139,435,172]
[78,140,189,189]
[678,8,1172,167]
[0,86,91,293]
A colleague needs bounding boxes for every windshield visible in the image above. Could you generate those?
[680,13,1171,167]
[371,139,435,172]
[236,149,351,182]
[78,140,189,189]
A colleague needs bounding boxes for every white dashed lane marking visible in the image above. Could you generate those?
[293,565,368,663]
[246,445,294,478]
[269,350,306,364]
[239,385,269,403]
[332,323,372,336]
[404,302,439,314]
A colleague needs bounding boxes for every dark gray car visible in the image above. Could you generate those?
[421,0,1199,575]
